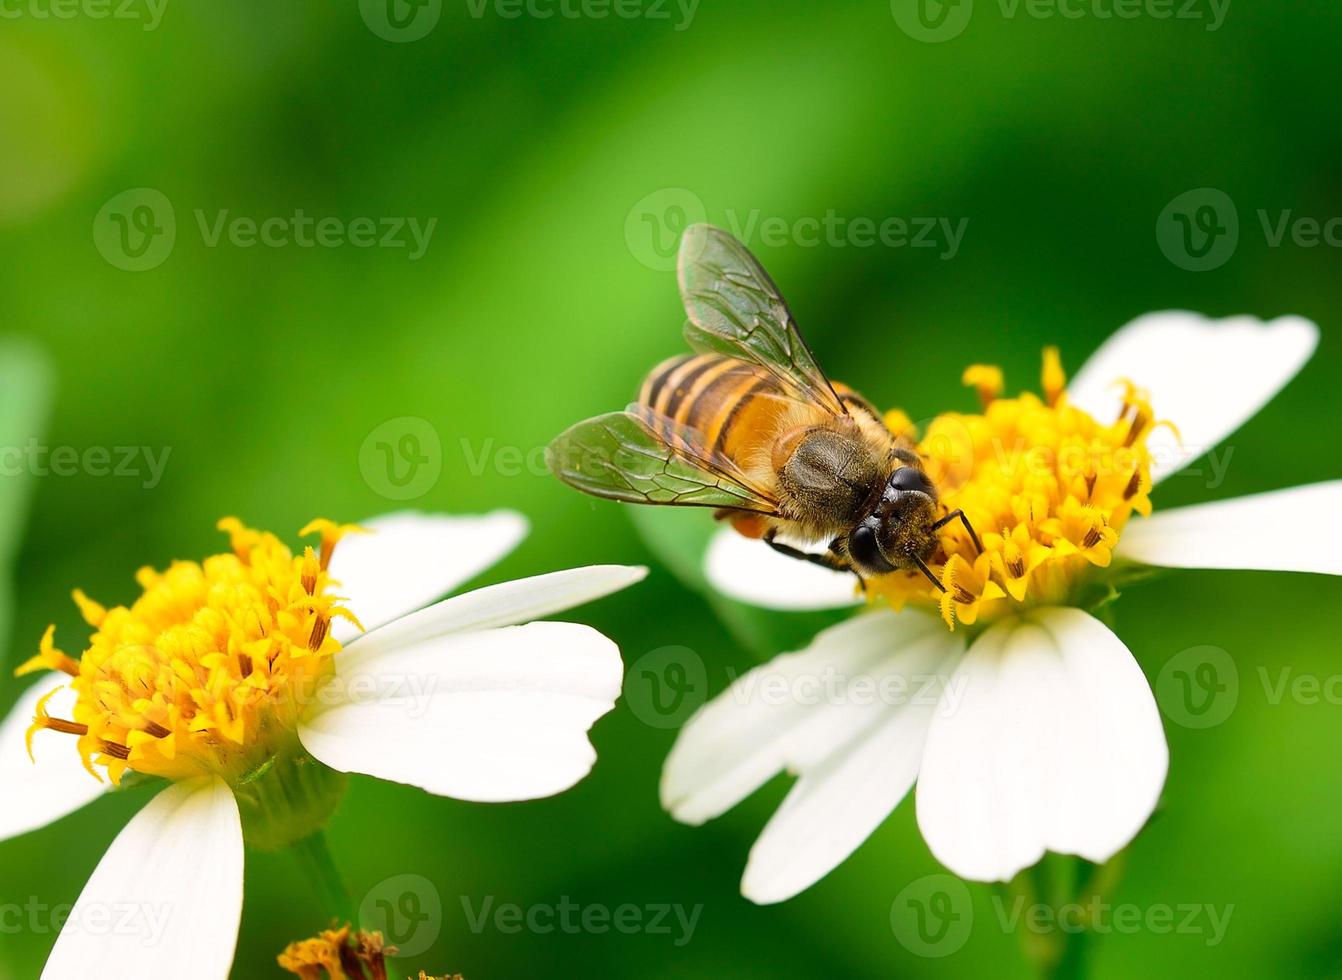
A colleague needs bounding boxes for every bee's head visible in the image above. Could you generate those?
[846,466,939,576]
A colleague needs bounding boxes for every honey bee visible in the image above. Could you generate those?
[547,224,980,590]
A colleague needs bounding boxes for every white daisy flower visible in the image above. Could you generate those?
[0,511,645,977]
[664,310,1340,900]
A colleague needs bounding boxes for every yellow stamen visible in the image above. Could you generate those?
[24,519,356,784]
[300,519,366,571]
[870,348,1162,628]
[1041,346,1066,407]
[277,924,349,979]
[301,547,320,595]
[962,364,1005,409]
[15,625,79,677]
[72,590,106,628]
[883,408,920,443]
[278,925,458,980]
[25,686,85,760]
[936,553,1005,629]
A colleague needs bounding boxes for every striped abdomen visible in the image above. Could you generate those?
[637,353,790,462]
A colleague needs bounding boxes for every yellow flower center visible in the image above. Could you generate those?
[869,349,1169,629]
[278,924,458,980]
[20,518,363,786]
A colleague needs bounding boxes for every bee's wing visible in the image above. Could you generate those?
[678,223,847,417]
[547,405,780,514]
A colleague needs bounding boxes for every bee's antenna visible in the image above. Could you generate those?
[913,555,946,593]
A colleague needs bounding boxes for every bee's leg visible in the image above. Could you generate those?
[763,530,856,576]
[913,554,947,593]
[829,537,868,594]
[932,509,984,556]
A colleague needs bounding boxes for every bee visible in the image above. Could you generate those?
[547,224,980,590]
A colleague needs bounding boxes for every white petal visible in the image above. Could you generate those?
[1068,311,1318,484]
[42,777,243,980]
[704,528,861,610]
[740,623,963,904]
[662,612,959,852]
[300,621,622,802]
[330,510,529,642]
[334,565,646,674]
[1117,481,1342,575]
[0,680,107,842]
[915,608,1168,882]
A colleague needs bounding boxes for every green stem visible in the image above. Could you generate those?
[291,830,357,926]
[1036,851,1129,980]
[1046,927,1092,980]
[288,832,405,980]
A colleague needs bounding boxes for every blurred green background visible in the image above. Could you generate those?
[2,1,1341,976]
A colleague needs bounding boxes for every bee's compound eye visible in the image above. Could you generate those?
[848,524,882,569]
[890,466,934,495]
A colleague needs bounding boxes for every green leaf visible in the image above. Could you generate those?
[626,504,847,661]
[0,338,52,676]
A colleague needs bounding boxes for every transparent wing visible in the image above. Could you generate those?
[547,407,780,513]
[678,223,847,416]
